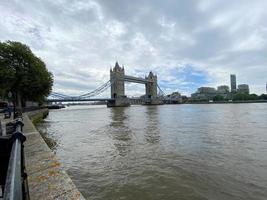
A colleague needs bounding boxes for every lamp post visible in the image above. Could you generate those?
[7,91,13,119]
[8,91,17,119]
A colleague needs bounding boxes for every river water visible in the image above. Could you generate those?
[37,104,267,200]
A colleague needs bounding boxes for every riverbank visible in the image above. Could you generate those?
[186,100,267,104]
[23,109,85,200]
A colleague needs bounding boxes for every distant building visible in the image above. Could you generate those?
[191,87,217,101]
[169,92,182,99]
[190,74,252,101]
[230,74,237,92]
[217,85,230,93]
[237,84,249,94]
[166,92,182,103]
[191,85,233,101]
[181,95,188,103]
[217,85,230,99]
[197,87,217,94]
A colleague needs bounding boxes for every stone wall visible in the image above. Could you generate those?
[23,109,85,200]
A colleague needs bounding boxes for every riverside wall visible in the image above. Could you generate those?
[23,109,85,200]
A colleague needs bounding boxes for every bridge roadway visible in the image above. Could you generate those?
[47,98,113,103]
[124,75,153,84]
[47,97,143,103]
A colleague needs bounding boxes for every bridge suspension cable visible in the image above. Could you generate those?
[157,84,166,97]
[49,79,114,100]
[49,79,168,101]
[49,92,72,99]
[78,79,114,98]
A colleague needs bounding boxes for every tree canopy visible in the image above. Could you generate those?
[213,95,225,102]
[0,41,53,105]
[233,93,267,101]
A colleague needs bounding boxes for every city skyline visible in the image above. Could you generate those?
[1,0,267,96]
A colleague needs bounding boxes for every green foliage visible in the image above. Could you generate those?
[259,94,267,100]
[232,93,266,101]
[213,95,225,101]
[233,93,249,101]
[0,41,53,104]
[249,94,258,100]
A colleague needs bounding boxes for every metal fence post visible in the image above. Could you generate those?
[3,121,26,200]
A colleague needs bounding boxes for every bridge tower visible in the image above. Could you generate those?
[108,62,130,107]
[145,72,163,105]
[145,72,157,98]
[110,62,125,98]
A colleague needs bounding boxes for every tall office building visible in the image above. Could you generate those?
[230,74,237,92]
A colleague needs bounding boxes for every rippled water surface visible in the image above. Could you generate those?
[37,104,267,200]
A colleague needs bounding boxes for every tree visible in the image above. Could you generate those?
[259,94,267,100]
[249,94,259,100]
[213,95,224,101]
[232,93,260,101]
[233,93,249,101]
[0,41,53,109]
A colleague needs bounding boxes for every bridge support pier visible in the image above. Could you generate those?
[107,96,130,107]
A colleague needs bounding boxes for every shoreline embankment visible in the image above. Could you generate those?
[23,109,85,200]
[185,100,267,104]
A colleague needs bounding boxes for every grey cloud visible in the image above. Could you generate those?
[1,0,267,95]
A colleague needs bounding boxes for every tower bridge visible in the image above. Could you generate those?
[109,62,162,106]
[48,62,165,107]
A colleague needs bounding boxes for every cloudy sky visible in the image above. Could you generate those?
[1,0,267,97]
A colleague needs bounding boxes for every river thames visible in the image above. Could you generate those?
[37,104,267,200]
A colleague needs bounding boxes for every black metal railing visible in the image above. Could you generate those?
[0,118,30,200]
